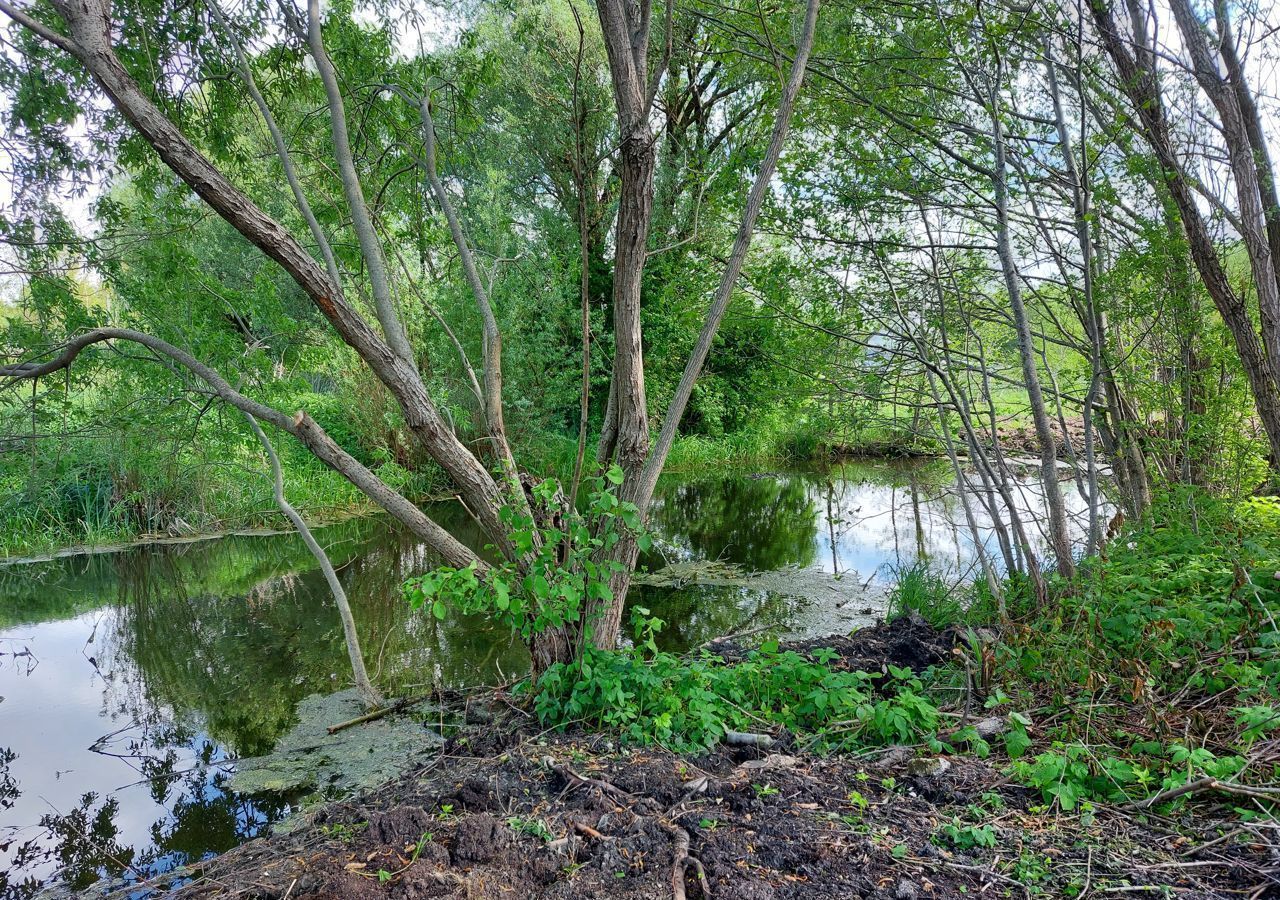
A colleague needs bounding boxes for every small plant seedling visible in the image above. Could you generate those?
[753,783,780,798]
[936,821,997,851]
[507,815,555,842]
[321,822,366,843]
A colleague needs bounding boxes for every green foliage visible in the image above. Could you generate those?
[885,562,963,628]
[1014,740,1246,811]
[403,466,647,642]
[506,816,554,842]
[1007,491,1280,702]
[935,820,997,850]
[532,637,940,752]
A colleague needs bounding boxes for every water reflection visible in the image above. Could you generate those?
[0,461,1093,896]
[648,460,1094,583]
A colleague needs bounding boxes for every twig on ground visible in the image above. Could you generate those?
[1122,776,1280,811]
[326,694,432,734]
[541,756,635,802]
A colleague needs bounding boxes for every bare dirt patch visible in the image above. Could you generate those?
[93,621,1275,900]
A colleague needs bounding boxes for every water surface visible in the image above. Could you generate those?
[0,460,1090,897]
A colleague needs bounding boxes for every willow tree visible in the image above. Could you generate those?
[0,0,821,670]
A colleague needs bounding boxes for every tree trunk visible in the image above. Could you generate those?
[1090,0,1280,464]
[987,62,1076,580]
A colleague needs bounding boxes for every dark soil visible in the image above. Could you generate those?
[114,620,1276,900]
[708,613,961,675]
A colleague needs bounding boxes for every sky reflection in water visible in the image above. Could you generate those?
[0,460,1094,896]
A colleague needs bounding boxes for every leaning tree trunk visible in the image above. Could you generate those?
[1089,0,1280,463]
[986,61,1076,580]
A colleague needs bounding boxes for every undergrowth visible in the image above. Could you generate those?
[533,633,942,752]
[525,487,1280,816]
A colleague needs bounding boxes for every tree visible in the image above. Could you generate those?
[1088,0,1280,463]
[0,0,821,670]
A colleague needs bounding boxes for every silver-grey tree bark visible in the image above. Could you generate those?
[244,414,384,710]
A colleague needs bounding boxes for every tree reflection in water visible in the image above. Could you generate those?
[0,462,1089,897]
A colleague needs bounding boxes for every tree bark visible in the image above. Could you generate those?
[1167,0,1280,383]
[1088,0,1280,462]
[590,0,823,648]
[986,59,1076,580]
[245,414,384,710]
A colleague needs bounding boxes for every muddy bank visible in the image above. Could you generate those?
[824,417,1089,463]
[78,620,1268,900]
[706,612,960,674]
[117,716,1265,900]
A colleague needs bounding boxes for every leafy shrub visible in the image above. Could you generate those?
[533,640,940,752]
[404,467,646,641]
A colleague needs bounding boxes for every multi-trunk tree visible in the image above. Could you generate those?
[0,0,821,675]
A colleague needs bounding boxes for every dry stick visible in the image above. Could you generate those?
[573,821,609,841]
[1180,826,1250,858]
[1122,776,1280,811]
[723,730,776,749]
[244,414,383,710]
[325,694,433,734]
[542,756,635,803]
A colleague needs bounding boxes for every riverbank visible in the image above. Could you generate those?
[7,478,1274,898]
[80,619,1273,899]
[0,418,1083,562]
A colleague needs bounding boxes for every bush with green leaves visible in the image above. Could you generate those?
[403,466,649,642]
[532,633,941,751]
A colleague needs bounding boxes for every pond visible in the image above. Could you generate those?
[0,459,1093,897]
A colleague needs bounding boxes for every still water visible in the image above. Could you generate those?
[0,460,1090,897]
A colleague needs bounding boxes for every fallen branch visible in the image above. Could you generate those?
[723,730,775,749]
[1122,776,1280,811]
[327,695,431,734]
[541,757,634,802]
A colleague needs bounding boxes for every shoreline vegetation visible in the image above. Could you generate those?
[0,423,1088,563]
[67,488,1280,899]
[4,0,1280,893]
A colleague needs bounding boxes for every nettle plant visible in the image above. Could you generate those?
[403,466,651,645]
